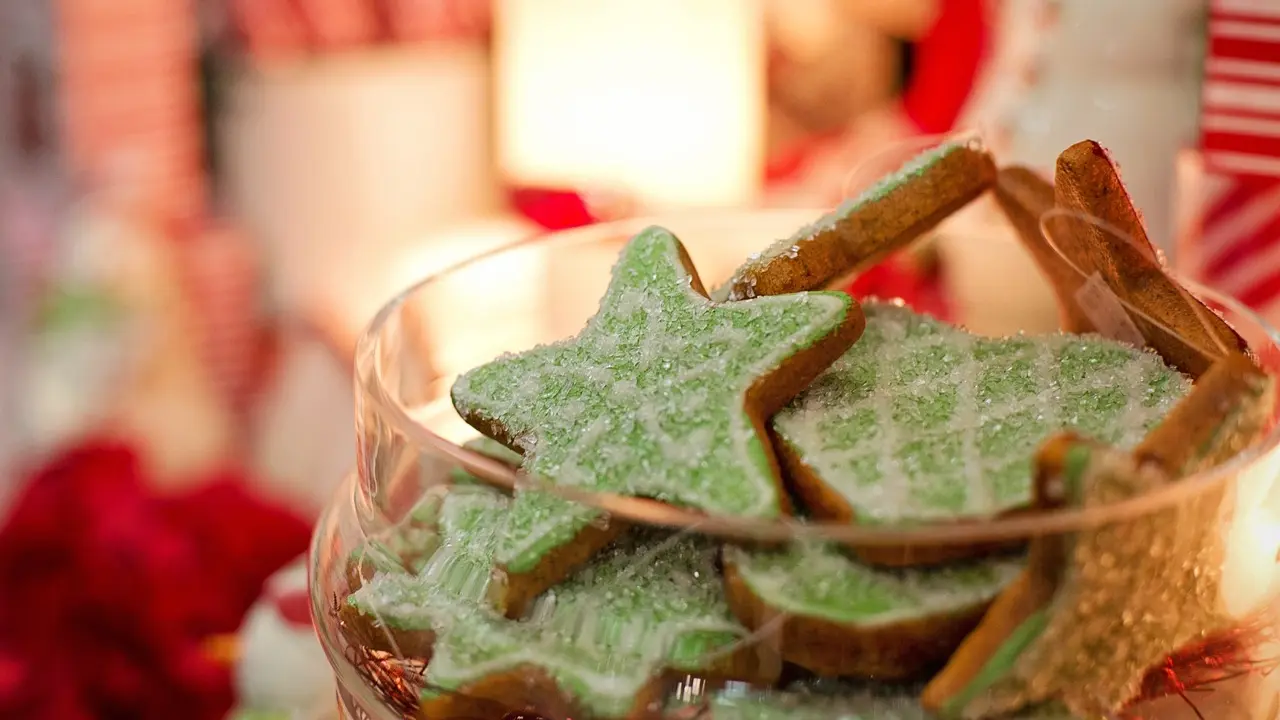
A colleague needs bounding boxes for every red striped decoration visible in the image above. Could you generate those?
[179,223,269,423]
[1195,1,1280,319]
[55,0,207,228]
[226,0,491,55]
[1201,2,1280,178]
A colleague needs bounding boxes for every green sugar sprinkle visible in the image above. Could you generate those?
[447,436,522,486]
[451,226,853,572]
[720,141,966,300]
[943,610,1052,719]
[700,680,1079,720]
[349,486,748,719]
[773,303,1191,525]
[727,542,1021,627]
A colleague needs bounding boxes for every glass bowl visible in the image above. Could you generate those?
[311,210,1280,720]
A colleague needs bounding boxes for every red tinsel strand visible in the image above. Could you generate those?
[1128,605,1280,717]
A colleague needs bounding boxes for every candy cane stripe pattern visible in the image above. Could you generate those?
[1196,1,1280,319]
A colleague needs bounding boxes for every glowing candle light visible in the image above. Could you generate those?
[494,0,766,211]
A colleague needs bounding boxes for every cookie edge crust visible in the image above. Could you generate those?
[726,144,997,300]
[721,551,1000,681]
[450,232,866,616]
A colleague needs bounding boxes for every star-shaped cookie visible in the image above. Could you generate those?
[346,486,767,719]
[770,302,1191,565]
[451,226,863,615]
[922,352,1274,718]
[699,680,1078,719]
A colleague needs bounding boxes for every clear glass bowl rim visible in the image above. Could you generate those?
[354,210,1280,547]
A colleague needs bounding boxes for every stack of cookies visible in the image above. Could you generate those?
[337,140,1275,720]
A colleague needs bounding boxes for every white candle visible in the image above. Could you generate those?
[222,45,501,315]
[495,0,766,210]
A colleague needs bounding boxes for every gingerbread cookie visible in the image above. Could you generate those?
[722,541,1022,680]
[448,436,522,486]
[451,226,863,616]
[1137,351,1275,477]
[699,681,1077,720]
[348,437,526,590]
[770,302,1190,564]
[717,140,996,301]
[345,485,767,719]
[997,142,1246,378]
[991,167,1093,334]
[343,485,453,596]
[922,352,1273,720]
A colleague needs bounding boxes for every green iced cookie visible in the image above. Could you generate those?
[926,438,1237,719]
[702,681,1077,720]
[724,542,1022,679]
[447,436,522,486]
[345,487,449,581]
[226,711,291,720]
[773,303,1190,526]
[715,140,986,302]
[348,486,754,719]
[451,226,856,591]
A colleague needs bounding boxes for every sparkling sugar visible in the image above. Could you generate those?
[350,486,747,718]
[451,226,853,572]
[773,303,1191,524]
[721,140,968,301]
[727,542,1022,627]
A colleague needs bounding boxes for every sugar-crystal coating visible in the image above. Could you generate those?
[451,226,854,571]
[718,141,967,301]
[727,543,1021,626]
[773,303,1191,524]
[447,437,522,486]
[349,486,749,719]
[702,681,1077,720]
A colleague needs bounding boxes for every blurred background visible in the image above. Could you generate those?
[0,0,1277,717]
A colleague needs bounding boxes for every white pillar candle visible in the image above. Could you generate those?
[495,0,766,211]
[221,45,501,315]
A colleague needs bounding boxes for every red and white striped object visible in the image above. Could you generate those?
[179,222,267,422]
[56,0,207,228]
[1193,1,1280,319]
[226,0,491,56]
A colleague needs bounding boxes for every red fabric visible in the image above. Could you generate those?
[509,187,601,230]
[271,588,314,629]
[902,0,991,134]
[0,442,312,720]
[843,253,953,322]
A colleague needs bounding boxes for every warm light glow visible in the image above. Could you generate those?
[495,0,766,210]
[402,218,548,379]
[327,216,540,368]
[389,217,536,294]
[1221,445,1280,618]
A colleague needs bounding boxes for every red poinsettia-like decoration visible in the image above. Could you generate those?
[0,442,312,720]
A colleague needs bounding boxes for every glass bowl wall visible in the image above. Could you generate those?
[312,210,1280,720]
